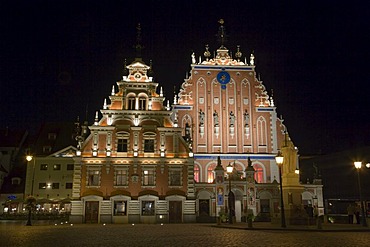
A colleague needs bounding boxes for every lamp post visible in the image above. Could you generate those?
[26,155,35,226]
[227,163,234,224]
[354,161,368,227]
[275,151,286,228]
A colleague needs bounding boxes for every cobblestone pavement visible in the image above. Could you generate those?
[1,221,370,247]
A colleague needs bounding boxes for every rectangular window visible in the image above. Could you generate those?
[43,146,52,153]
[117,139,128,152]
[144,139,154,152]
[53,164,61,170]
[142,170,155,186]
[114,201,127,216]
[142,200,155,215]
[40,164,48,170]
[65,182,73,189]
[67,164,74,170]
[87,170,100,186]
[52,183,59,189]
[169,170,182,186]
[115,170,128,186]
[39,183,47,189]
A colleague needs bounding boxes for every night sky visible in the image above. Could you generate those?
[1,1,369,155]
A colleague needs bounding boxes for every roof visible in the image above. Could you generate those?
[32,122,77,156]
[0,128,28,147]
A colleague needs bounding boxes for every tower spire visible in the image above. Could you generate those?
[134,23,144,61]
[216,19,228,49]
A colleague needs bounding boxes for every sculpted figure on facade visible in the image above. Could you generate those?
[229,111,235,127]
[199,109,205,126]
[213,110,219,126]
[244,110,249,126]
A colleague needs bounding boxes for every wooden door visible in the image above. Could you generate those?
[85,201,99,223]
[169,201,182,223]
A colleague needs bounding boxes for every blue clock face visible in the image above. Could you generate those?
[217,71,230,89]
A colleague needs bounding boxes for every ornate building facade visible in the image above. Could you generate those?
[70,22,323,224]
[174,21,323,223]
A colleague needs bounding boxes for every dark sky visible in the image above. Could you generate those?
[1,1,369,155]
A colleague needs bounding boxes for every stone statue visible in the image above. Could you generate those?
[229,111,235,126]
[199,109,205,126]
[213,110,219,127]
[191,52,196,64]
[244,110,249,126]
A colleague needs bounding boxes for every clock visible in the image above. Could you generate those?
[216,71,230,89]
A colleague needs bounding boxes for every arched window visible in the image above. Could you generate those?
[194,165,200,183]
[127,97,136,110]
[207,164,216,183]
[138,97,146,110]
[253,164,264,183]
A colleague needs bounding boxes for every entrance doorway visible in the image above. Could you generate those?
[85,201,99,223]
[169,201,182,223]
[199,199,210,216]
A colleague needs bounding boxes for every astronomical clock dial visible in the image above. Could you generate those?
[217,71,230,89]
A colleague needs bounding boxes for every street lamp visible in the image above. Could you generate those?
[354,161,368,227]
[227,163,234,224]
[275,151,286,228]
[26,155,35,226]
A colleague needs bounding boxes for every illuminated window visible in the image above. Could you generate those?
[142,200,155,215]
[39,183,47,189]
[142,169,155,186]
[40,164,48,170]
[207,164,216,183]
[253,164,264,183]
[194,165,200,183]
[115,169,128,186]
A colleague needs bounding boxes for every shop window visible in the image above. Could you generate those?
[142,200,155,215]
[114,201,127,216]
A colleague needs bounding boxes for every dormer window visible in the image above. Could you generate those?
[11,177,21,185]
[43,146,52,153]
[48,133,57,140]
